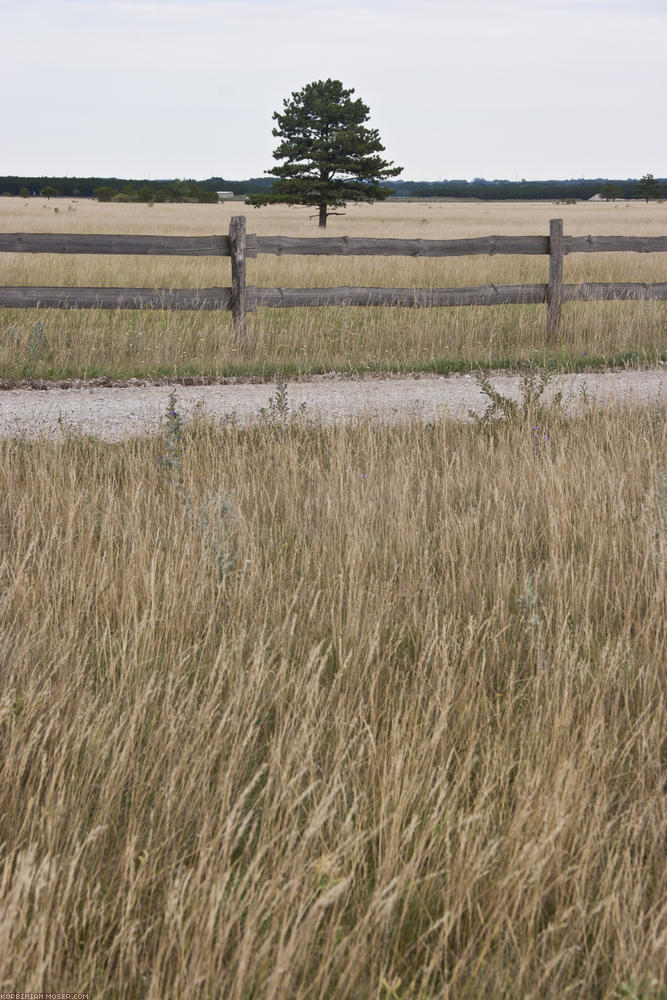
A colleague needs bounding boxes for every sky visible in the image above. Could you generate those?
[2,0,666,182]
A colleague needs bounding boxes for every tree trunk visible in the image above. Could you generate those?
[318,204,327,229]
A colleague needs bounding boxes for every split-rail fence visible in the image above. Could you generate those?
[0,217,665,342]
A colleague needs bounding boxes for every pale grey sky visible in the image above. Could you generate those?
[2,0,665,181]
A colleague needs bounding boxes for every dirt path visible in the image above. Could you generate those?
[0,369,664,440]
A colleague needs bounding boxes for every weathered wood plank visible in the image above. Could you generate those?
[252,284,549,308]
[2,282,663,313]
[564,235,667,254]
[256,235,550,257]
[0,286,233,310]
[3,231,664,259]
[547,219,564,335]
[563,282,667,301]
[0,233,259,257]
[229,216,248,342]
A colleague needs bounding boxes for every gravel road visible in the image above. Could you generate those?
[0,369,664,441]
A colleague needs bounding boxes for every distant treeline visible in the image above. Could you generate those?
[391,177,666,201]
[1,175,664,202]
[0,177,225,203]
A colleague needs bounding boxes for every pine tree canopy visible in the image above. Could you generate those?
[246,79,403,227]
[637,173,662,202]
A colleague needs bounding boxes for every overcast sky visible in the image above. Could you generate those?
[2,0,665,181]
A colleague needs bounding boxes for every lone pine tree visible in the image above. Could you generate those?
[636,173,662,202]
[246,79,402,228]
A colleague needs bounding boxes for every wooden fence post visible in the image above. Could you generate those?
[229,215,247,343]
[547,218,563,336]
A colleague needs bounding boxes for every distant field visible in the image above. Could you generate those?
[0,197,665,380]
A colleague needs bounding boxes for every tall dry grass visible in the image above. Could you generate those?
[1,391,665,998]
[0,197,665,379]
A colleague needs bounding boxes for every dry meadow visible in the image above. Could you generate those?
[0,197,665,379]
[1,196,666,998]
[1,389,665,998]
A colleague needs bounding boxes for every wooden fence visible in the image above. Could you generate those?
[1,217,665,342]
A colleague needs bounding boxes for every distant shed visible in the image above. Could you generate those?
[216,191,234,201]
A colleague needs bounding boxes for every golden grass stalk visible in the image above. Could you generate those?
[0,395,665,997]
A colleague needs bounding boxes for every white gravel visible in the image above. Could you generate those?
[0,369,664,441]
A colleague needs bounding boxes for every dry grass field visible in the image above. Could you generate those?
[0,197,665,380]
[1,388,665,997]
[1,196,665,997]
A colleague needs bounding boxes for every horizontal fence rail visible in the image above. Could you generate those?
[0,287,234,310]
[254,284,548,308]
[1,217,665,341]
[258,234,667,257]
[257,235,550,256]
[254,282,667,309]
[3,232,667,257]
[0,233,258,257]
[4,283,665,313]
